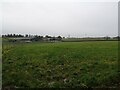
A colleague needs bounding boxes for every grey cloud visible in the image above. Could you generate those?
[2,1,118,37]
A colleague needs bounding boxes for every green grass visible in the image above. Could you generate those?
[2,41,119,88]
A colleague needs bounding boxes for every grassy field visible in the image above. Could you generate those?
[2,41,120,88]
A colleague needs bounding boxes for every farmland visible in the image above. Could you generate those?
[2,41,120,88]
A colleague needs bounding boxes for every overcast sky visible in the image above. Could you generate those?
[1,0,119,37]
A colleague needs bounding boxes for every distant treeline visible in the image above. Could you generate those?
[2,34,63,38]
[2,34,24,37]
[2,34,120,41]
[2,34,64,41]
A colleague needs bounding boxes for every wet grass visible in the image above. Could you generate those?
[2,41,119,88]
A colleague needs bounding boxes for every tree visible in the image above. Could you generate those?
[57,36,62,41]
[25,34,28,37]
[32,35,43,41]
[104,36,110,40]
[13,34,16,37]
[45,35,51,38]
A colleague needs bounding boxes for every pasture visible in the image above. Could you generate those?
[2,41,119,88]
